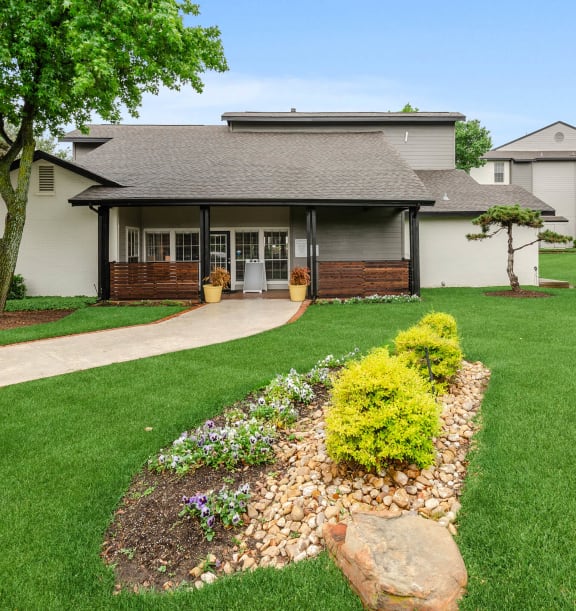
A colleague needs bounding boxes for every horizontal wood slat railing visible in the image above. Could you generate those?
[109,262,200,301]
[318,260,410,297]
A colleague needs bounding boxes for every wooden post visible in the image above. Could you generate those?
[409,206,420,296]
[98,206,110,300]
[199,206,211,301]
[306,206,318,299]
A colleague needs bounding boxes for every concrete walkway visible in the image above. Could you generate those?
[0,300,302,388]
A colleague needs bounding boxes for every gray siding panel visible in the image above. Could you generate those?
[290,206,402,267]
[380,125,455,170]
[499,123,576,151]
[511,163,532,192]
[232,123,455,170]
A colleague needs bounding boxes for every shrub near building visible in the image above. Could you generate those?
[325,347,440,470]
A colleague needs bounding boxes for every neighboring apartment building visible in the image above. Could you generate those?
[470,121,576,242]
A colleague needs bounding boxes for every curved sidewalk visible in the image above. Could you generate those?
[0,300,302,388]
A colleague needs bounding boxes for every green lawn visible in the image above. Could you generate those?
[539,250,576,285]
[1,288,576,609]
[1,300,185,345]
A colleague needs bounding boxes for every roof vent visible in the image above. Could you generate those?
[290,107,296,112]
[554,131,565,143]
[38,165,55,193]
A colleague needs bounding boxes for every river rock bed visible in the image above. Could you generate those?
[106,360,490,592]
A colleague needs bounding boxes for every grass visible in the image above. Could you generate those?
[5,296,98,311]
[539,249,576,285]
[1,285,576,608]
[0,300,186,345]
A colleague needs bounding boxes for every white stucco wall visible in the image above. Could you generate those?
[1,162,100,296]
[418,216,540,288]
[470,160,510,185]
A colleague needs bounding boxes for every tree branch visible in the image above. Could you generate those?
[512,237,542,252]
[0,115,14,147]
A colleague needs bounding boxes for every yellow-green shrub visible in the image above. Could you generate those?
[325,347,440,470]
[394,324,462,392]
[418,312,459,341]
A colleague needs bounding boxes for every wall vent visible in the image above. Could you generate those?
[38,165,55,192]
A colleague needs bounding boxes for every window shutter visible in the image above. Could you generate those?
[38,165,55,192]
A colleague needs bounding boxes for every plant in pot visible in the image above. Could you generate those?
[288,266,310,302]
[203,267,231,303]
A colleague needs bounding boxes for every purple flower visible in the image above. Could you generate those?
[205,420,215,429]
[232,513,241,526]
[200,506,211,518]
[206,515,215,528]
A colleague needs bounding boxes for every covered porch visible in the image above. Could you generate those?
[94,203,424,302]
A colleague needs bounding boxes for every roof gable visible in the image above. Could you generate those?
[495,121,576,152]
[10,150,121,187]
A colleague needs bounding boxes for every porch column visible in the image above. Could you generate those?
[306,206,318,299]
[97,206,110,300]
[409,206,421,296]
[200,205,211,300]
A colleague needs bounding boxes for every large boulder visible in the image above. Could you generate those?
[324,511,467,610]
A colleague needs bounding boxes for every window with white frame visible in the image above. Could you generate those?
[126,227,140,263]
[175,232,199,261]
[494,162,505,183]
[145,232,170,261]
[142,230,199,262]
[264,231,288,280]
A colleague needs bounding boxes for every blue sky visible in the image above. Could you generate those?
[126,0,576,148]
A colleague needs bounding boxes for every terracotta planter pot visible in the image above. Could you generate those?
[289,284,307,302]
[203,284,223,303]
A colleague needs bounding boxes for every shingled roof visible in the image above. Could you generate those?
[416,169,554,215]
[67,125,433,206]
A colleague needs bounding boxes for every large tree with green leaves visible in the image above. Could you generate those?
[400,104,492,173]
[467,204,572,292]
[455,119,492,173]
[0,1,227,312]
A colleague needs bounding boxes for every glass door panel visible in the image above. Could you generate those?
[235,231,259,282]
[210,232,230,272]
[264,231,288,281]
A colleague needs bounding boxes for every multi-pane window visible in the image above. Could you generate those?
[264,231,288,280]
[127,227,140,263]
[175,232,199,261]
[494,162,504,183]
[145,232,170,261]
[235,231,259,281]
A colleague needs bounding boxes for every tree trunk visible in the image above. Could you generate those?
[0,133,35,312]
[506,224,520,292]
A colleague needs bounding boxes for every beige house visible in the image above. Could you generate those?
[3,112,555,299]
[470,121,574,244]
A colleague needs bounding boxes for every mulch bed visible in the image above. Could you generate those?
[0,310,74,330]
[484,290,552,298]
[102,399,326,593]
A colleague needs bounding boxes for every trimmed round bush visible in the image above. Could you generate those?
[325,347,440,470]
[394,324,462,393]
[418,311,459,340]
[8,274,26,300]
